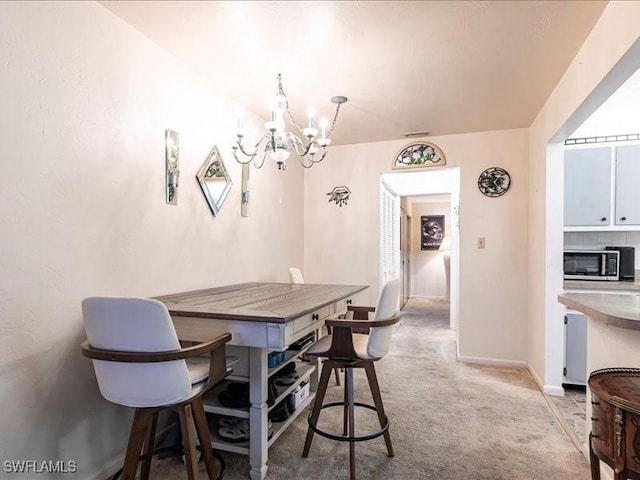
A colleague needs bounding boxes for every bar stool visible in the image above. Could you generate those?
[81,297,231,480]
[302,279,401,480]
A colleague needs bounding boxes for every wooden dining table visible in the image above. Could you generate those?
[155,282,367,480]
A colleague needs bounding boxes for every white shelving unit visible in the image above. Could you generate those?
[203,347,317,456]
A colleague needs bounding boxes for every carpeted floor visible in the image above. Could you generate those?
[145,297,590,479]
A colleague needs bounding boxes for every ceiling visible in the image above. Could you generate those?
[100,0,607,146]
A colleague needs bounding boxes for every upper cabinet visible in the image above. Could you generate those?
[565,143,640,230]
[564,147,611,227]
[615,145,640,226]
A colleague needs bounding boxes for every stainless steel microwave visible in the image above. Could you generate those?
[563,249,619,281]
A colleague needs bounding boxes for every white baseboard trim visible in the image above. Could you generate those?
[409,295,446,300]
[525,364,565,396]
[543,384,565,396]
[457,356,527,368]
[527,364,544,390]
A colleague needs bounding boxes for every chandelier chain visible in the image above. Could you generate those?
[278,73,340,138]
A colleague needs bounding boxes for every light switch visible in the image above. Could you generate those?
[477,237,486,249]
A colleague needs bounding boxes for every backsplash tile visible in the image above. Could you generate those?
[597,232,612,245]
[611,232,627,245]
[627,232,640,245]
[567,232,583,246]
[564,231,640,265]
[583,232,599,247]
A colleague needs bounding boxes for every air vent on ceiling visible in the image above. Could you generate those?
[403,131,430,138]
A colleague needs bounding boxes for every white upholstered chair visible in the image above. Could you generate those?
[288,266,342,386]
[302,279,401,480]
[288,267,305,284]
[81,297,231,480]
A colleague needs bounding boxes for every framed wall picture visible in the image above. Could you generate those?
[421,215,445,250]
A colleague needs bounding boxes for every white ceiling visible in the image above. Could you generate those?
[100,0,607,146]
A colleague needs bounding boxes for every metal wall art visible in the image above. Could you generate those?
[477,167,511,197]
[421,215,445,250]
[327,186,351,207]
[393,141,446,170]
[165,129,180,205]
[196,145,233,217]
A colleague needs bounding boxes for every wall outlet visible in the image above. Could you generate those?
[477,237,486,249]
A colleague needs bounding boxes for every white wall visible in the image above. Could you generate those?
[527,1,640,394]
[0,2,303,478]
[410,201,451,298]
[304,128,529,366]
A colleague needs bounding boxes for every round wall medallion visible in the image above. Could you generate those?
[478,167,511,197]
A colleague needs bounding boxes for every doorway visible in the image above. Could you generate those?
[379,167,460,332]
[544,59,640,398]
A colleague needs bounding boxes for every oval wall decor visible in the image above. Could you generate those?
[392,142,446,170]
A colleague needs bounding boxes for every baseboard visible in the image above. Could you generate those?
[457,356,527,368]
[409,295,446,300]
[543,384,565,396]
[527,364,544,390]
[525,364,565,396]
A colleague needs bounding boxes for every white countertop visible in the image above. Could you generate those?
[558,292,640,331]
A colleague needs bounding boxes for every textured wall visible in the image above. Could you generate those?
[0,2,303,478]
[303,129,529,365]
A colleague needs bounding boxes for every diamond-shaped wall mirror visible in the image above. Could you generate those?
[196,145,232,217]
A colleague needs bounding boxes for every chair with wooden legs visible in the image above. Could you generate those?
[302,279,401,480]
[81,297,231,480]
[288,266,342,386]
[288,267,305,284]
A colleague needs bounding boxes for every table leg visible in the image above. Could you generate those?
[249,347,268,480]
[589,433,600,480]
[309,327,321,393]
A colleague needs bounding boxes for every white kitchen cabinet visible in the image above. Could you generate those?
[564,147,612,227]
[615,144,640,225]
[564,311,587,386]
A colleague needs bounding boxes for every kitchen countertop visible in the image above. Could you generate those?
[564,278,640,291]
[558,292,640,331]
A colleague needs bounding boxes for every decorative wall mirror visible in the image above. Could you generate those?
[196,145,233,216]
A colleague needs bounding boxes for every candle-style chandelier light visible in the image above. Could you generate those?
[231,74,347,170]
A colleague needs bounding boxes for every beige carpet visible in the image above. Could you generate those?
[144,298,590,480]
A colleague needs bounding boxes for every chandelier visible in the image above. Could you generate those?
[231,74,347,170]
